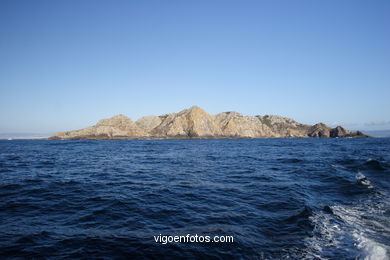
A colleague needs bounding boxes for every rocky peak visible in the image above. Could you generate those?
[151,106,222,137]
[94,114,142,137]
[187,105,205,112]
[330,126,349,137]
[179,106,221,137]
[308,123,331,138]
[96,114,133,129]
[313,122,328,128]
[215,112,243,120]
[178,106,208,118]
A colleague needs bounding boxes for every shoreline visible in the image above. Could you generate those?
[46,135,371,140]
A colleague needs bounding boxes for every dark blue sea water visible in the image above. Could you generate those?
[0,139,389,259]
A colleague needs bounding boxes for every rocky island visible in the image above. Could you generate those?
[51,106,369,139]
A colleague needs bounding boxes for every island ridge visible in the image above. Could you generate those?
[51,106,369,139]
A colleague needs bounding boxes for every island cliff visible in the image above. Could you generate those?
[51,106,369,139]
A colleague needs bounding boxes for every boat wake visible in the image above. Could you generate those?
[305,195,389,259]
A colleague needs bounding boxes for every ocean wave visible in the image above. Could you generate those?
[363,159,386,171]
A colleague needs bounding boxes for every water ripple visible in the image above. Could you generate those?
[0,138,389,259]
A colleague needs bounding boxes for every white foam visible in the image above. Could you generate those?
[306,203,389,259]
[354,232,389,260]
[333,205,389,260]
[304,211,342,259]
[331,164,348,170]
[356,171,373,188]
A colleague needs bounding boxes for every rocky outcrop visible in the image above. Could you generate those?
[135,115,162,135]
[151,106,222,137]
[51,106,370,139]
[215,112,266,137]
[259,115,311,138]
[330,126,348,137]
[55,114,143,139]
[330,126,367,138]
[308,123,331,138]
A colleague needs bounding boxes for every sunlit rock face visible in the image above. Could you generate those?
[308,123,331,138]
[52,106,369,139]
[152,106,222,137]
[135,115,162,136]
[55,114,143,138]
[215,112,268,137]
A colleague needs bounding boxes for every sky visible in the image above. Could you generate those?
[0,0,389,134]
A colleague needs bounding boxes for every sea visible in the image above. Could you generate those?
[0,138,389,259]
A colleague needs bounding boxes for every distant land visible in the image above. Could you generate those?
[0,133,50,140]
[50,106,369,140]
[363,130,390,138]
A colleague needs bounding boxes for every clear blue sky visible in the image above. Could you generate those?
[0,0,389,134]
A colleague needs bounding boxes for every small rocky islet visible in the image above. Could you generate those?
[51,106,369,139]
